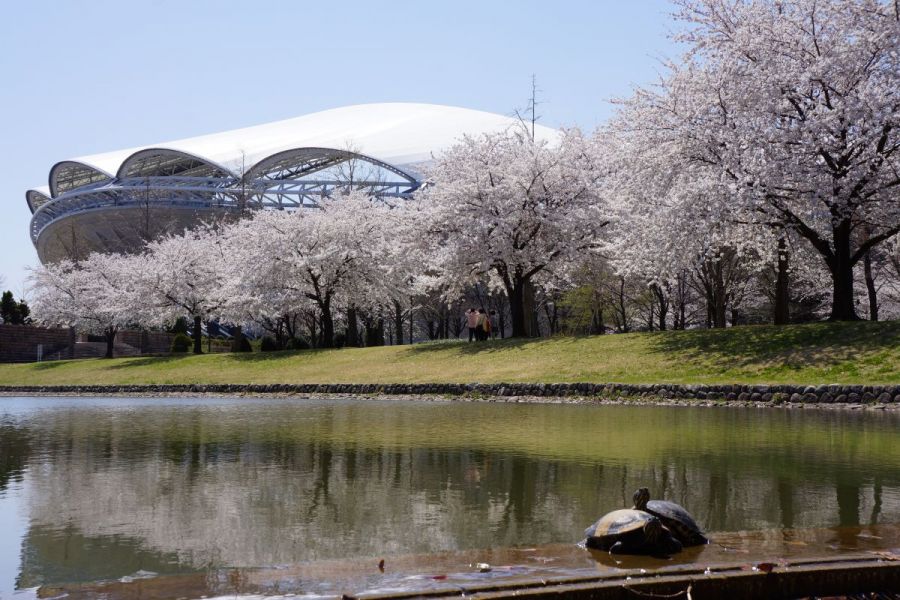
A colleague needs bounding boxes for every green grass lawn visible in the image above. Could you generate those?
[1,321,897,387]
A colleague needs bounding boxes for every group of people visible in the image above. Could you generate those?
[465,307,496,342]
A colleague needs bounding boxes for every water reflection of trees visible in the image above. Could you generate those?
[2,401,899,579]
[0,420,30,492]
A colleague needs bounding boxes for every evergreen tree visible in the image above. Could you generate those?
[0,291,28,325]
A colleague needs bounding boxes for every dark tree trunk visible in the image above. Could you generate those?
[277,317,286,345]
[275,320,285,348]
[863,250,878,321]
[827,220,860,321]
[104,327,116,359]
[320,298,334,348]
[316,292,334,348]
[231,325,245,352]
[346,305,359,347]
[525,283,539,337]
[616,277,629,333]
[700,258,728,329]
[393,300,404,345]
[308,318,318,348]
[713,267,727,328]
[408,298,414,344]
[591,303,604,335]
[652,285,668,331]
[674,271,687,330]
[505,278,530,338]
[543,300,558,335]
[774,237,790,325]
[285,315,297,341]
[365,318,384,346]
[441,307,450,339]
[590,288,605,334]
[193,315,203,354]
[501,272,542,338]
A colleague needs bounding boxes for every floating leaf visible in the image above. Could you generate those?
[753,562,776,573]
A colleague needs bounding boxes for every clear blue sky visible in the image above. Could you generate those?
[0,0,679,295]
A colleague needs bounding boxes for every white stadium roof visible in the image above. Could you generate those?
[39,103,560,196]
[29,103,560,262]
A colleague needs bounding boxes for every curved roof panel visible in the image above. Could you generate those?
[117,148,235,180]
[52,103,561,180]
[26,188,53,214]
[245,146,418,183]
[49,161,113,197]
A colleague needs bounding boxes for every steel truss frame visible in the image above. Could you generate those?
[30,147,422,245]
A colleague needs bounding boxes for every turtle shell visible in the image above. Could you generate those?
[584,509,657,549]
[584,509,682,555]
[644,500,708,546]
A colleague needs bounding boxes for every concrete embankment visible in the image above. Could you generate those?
[2,382,900,405]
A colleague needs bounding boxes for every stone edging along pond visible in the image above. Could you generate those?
[2,382,900,404]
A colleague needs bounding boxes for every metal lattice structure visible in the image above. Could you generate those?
[26,103,560,262]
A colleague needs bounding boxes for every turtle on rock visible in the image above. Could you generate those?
[584,509,683,555]
[632,487,708,546]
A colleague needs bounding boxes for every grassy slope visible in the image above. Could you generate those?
[0,321,897,387]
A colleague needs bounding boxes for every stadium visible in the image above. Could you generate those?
[27,103,559,263]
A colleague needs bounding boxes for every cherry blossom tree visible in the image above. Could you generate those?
[624,0,900,320]
[419,127,608,337]
[222,191,401,348]
[29,253,142,358]
[137,228,228,354]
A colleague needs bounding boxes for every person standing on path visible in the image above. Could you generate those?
[466,308,479,342]
[476,308,488,341]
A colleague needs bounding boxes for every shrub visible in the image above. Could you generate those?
[284,337,311,351]
[168,317,189,335]
[170,333,192,353]
[233,336,253,352]
[260,336,280,352]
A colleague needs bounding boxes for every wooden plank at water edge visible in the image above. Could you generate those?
[350,555,900,600]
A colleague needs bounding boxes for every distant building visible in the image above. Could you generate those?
[27,103,559,262]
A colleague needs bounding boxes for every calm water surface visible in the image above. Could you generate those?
[1,396,899,597]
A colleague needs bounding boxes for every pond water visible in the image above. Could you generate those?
[1,396,899,598]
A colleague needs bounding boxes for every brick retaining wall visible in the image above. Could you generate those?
[117,330,174,355]
[0,325,174,362]
[0,324,73,362]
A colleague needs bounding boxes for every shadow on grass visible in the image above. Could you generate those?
[222,349,324,363]
[219,340,548,360]
[646,321,900,369]
[104,354,195,370]
[30,360,71,371]
[406,336,552,355]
